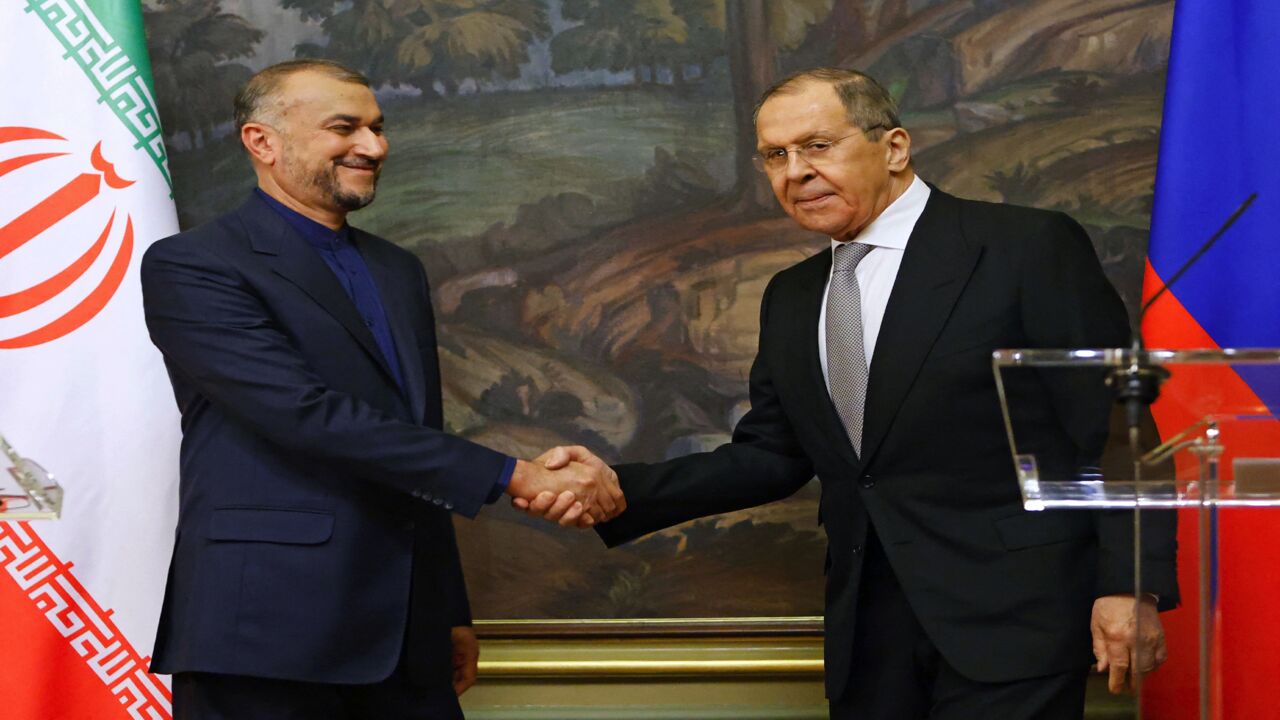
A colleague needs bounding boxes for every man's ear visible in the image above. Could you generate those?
[241,122,278,166]
[884,127,912,172]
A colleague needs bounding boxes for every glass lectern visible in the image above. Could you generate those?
[994,348,1280,720]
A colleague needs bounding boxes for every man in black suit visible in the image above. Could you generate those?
[141,59,621,719]
[524,69,1177,718]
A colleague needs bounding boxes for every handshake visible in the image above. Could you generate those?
[505,446,624,528]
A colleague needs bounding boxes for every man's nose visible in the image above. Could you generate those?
[353,127,387,160]
[783,151,816,181]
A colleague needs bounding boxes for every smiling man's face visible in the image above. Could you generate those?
[755,81,911,242]
[268,70,388,217]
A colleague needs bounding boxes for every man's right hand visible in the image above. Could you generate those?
[506,448,622,527]
[510,445,624,528]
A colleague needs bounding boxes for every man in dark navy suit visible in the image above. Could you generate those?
[141,59,622,719]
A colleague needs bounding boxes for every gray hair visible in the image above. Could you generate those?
[754,68,901,138]
[233,59,370,130]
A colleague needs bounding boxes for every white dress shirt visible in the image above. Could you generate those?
[818,175,930,392]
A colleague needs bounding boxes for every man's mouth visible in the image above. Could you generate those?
[794,193,833,208]
[337,159,379,173]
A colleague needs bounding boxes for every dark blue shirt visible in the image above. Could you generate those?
[256,190,512,503]
[256,189,406,389]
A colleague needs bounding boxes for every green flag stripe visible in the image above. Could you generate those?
[24,0,173,192]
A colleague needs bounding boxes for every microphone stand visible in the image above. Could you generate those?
[1104,192,1255,712]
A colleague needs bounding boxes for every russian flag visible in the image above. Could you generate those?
[1142,1,1280,717]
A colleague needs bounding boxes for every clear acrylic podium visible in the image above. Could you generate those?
[993,348,1280,719]
[0,435,62,520]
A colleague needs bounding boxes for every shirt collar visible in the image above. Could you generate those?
[829,174,930,254]
[255,188,350,249]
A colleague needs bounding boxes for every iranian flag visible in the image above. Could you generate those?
[0,1,179,718]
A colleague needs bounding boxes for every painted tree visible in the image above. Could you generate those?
[287,0,550,94]
[726,0,833,210]
[144,0,263,148]
[769,0,837,52]
[289,0,403,85]
[551,0,688,83]
[395,0,551,93]
[668,0,724,84]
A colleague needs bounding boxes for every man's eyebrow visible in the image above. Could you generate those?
[794,129,842,144]
[321,114,385,125]
[758,129,838,150]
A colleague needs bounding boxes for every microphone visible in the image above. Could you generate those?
[1110,193,1258,433]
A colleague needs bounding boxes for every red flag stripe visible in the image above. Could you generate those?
[1140,261,1280,719]
[0,521,172,719]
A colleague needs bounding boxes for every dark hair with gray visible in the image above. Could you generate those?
[233,59,371,130]
[754,68,901,138]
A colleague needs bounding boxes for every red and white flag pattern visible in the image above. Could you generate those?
[1,2,180,718]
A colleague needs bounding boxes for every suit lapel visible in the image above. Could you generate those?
[238,196,398,386]
[860,189,981,467]
[356,229,428,423]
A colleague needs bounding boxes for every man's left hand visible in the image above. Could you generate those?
[1091,593,1166,694]
[451,626,479,696]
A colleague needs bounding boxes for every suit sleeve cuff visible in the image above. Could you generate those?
[486,456,515,504]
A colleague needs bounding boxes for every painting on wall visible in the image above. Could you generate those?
[145,0,1174,620]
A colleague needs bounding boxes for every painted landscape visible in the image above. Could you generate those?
[146,0,1174,619]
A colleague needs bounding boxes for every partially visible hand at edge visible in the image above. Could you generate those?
[451,626,479,696]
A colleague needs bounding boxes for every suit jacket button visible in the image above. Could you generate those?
[860,475,874,489]
[852,544,863,554]
[433,498,444,506]
[444,502,454,510]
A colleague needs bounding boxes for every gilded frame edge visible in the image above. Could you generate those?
[474,617,826,678]
[475,616,824,638]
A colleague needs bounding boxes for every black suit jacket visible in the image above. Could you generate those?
[141,194,509,684]
[598,188,1178,699]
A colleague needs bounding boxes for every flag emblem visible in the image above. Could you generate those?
[0,128,137,349]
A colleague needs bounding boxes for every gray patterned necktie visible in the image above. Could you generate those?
[826,242,874,456]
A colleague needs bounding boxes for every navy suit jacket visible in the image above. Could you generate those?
[141,193,509,684]
[598,189,1178,699]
